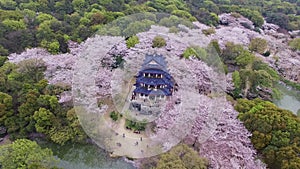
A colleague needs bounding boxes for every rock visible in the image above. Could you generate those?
[219,13,254,30]
[289,30,300,38]
[58,91,73,103]
[262,22,280,32]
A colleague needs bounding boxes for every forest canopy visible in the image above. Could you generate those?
[0,0,298,55]
[235,99,300,169]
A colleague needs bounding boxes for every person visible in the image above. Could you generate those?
[123,133,125,138]
[140,137,142,141]
[135,141,138,146]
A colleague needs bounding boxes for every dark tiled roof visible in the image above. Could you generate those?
[141,54,169,72]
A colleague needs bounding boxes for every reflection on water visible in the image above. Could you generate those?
[274,83,300,115]
[39,140,136,169]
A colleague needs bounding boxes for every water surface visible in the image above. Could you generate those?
[274,83,300,115]
[39,141,136,169]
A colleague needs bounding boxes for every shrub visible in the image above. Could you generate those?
[231,12,241,18]
[0,45,8,56]
[182,46,207,59]
[249,38,268,54]
[169,26,179,33]
[152,36,166,48]
[125,119,147,131]
[126,35,139,48]
[202,27,215,36]
[41,40,60,54]
[0,56,7,67]
[110,111,119,121]
[288,38,300,51]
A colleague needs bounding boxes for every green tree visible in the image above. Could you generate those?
[0,139,58,169]
[0,45,8,56]
[235,50,255,67]
[37,20,55,43]
[159,15,194,28]
[36,13,54,24]
[33,108,55,134]
[72,0,86,12]
[17,59,46,83]
[41,39,60,54]
[0,0,16,10]
[37,95,59,112]
[126,35,139,48]
[125,119,147,131]
[152,36,166,48]
[48,40,60,54]
[193,8,219,26]
[288,38,300,51]
[266,13,290,30]
[17,89,40,137]
[252,60,279,80]
[155,144,208,169]
[249,38,268,54]
[183,46,207,59]
[123,19,155,37]
[208,40,221,56]
[203,0,220,14]
[66,108,87,143]
[202,27,216,36]
[236,99,300,168]
[0,92,13,126]
[0,56,7,67]
[48,126,72,145]
[221,42,245,64]
[2,19,26,31]
[171,9,196,21]
[232,70,241,98]
[110,111,119,121]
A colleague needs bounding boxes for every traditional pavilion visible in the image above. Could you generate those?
[131,54,174,101]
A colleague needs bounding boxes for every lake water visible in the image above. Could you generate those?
[39,141,136,169]
[274,83,300,115]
